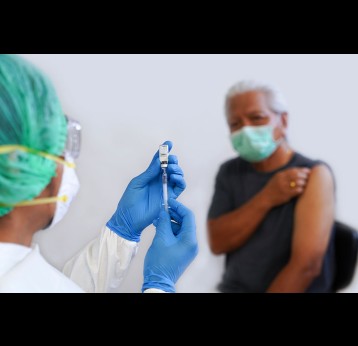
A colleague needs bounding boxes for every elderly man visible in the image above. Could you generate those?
[207,80,335,293]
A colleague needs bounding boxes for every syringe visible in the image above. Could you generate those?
[159,145,169,212]
[162,168,168,212]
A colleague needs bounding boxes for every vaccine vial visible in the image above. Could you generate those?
[159,145,169,168]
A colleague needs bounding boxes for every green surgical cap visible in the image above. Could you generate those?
[0,55,67,217]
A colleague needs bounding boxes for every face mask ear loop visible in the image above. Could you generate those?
[0,145,74,208]
[0,145,76,168]
[0,195,68,208]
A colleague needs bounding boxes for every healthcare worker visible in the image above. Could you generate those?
[0,54,198,293]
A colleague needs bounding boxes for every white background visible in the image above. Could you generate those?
[21,54,358,293]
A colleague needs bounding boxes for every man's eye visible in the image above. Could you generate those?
[230,123,241,130]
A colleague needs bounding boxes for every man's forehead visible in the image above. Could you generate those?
[229,91,270,113]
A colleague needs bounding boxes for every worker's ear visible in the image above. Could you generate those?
[49,164,64,197]
[37,164,63,200]
[29,164,64,231]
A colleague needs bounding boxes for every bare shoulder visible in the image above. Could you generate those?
[302,164,335,198]
[295,163,335,220]
[309,164,334,185]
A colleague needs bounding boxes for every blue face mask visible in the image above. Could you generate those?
[230,125,280,162]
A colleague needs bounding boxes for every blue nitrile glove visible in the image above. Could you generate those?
[142,198,199,293]
[106,141,186,243]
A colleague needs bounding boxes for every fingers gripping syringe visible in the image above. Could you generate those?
[159,145,169,212]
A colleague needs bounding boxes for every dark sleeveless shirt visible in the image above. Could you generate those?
[208,153,335,293]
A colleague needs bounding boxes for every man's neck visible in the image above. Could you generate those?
[252,142,294,173]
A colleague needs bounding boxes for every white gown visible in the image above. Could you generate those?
[0,226,138,293]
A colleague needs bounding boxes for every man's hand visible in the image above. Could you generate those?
[262,167,311,208]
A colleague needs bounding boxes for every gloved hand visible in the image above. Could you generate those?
[106,141,186,243]
[142,198,199,293]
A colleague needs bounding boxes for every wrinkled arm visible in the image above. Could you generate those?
[63,227,138,293]
[267,165,335,293]
[208,191,273,255]
[208,164,273,255]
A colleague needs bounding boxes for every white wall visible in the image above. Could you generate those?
[21,54,358,293]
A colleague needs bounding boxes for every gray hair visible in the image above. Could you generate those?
[225,80,288,117]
